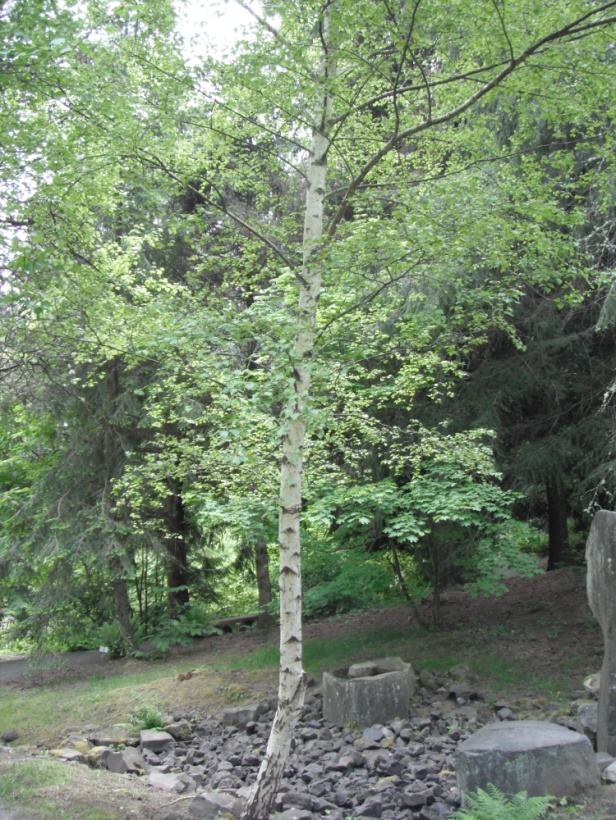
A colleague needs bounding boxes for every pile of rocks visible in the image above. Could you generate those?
[30,663,563,820]
[9,663,612,819]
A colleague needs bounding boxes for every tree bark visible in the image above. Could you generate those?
[164,479,190,613]
[255,537,274,628]
[111,555,138,653]
[546,478,569,571]
[103,359,139,654]
[242,9,334,818]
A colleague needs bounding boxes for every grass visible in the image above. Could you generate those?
[0,614,580,750]
[0,759,120,819]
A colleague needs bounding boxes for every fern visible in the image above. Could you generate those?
[454,783,554,820]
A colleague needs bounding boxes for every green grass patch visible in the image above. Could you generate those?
[0,759,118,818]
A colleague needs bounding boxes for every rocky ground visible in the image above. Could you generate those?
[13,661,616,820]
[1,567,614,818]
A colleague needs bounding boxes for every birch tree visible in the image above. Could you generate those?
[192,2,616,816]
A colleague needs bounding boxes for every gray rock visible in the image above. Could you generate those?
[106,751,129,774]
[349,663,379,678]
[577,702,598,749]
[164,719,193,741]
[49,747,87,763]
[586,510,616,755]
[148,770,183,791]
[280,811,314,820]
[222,705,259,729]
[603,761,616,782]
[189,791,242,818]
[456,720,600,799]
[140,729,174,752]
[282,792,314,810]
[597,751,615,772]
[323,658,414,728]
[355,796,383,817]
[584,672,601,697]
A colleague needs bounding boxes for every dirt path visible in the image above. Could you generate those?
[0,650,110,683]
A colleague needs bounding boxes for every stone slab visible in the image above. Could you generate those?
[140,729,174,752]
[456,720,600,799]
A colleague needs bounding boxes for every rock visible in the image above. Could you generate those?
[164,719,193,741]
[49,747,87,763]
[449,664,475,682]
[586,510,616,755]
[282,792,314,810]
[87,746,112,767]
[87,731,130,747]
[147,770,184,792]
[584,672,601,697]
[419,670,440,691]
[323,658,414,728]
[355,796,383,817]
[222,705,260,729]
[140,729,174,752]
[189,791,242,818]
[349,662,379,678]
[456,720,600,799]
[597,751,615,772]
[106,746,147,774]
[1,730,18,743]
[577,702,598,749]
[603,761,616,782]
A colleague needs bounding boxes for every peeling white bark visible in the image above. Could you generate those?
[242,7,335,819]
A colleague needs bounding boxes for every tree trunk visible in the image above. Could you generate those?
[546,478,569,571]
[165,480,190,613]
[242,10,334,818]
[104,359,139,653]
[255,537,274,628]
[111,555,138,654]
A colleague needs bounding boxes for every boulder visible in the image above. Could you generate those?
[323,658,414,728]
[106,746,147,774]
[189,790,242,818]
[603,760,616,782]
[456,720,600,799]
[222,705,260,729]
[164,719,193,741]
[49,747,87,764]
[140,729,174,752]
[586,510,616,754]
[147,770,184,792]
[87,746,112,767]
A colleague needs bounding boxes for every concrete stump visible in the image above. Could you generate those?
[322,657,414,727]
[586,510,616,755]
[456,720,600,799]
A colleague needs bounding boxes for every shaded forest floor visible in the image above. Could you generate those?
[0,566,607,818]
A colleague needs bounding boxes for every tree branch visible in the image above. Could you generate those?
[141,153,297,270]
[328,1,616,237]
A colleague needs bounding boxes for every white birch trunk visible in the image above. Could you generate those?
[242,8,334,819]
